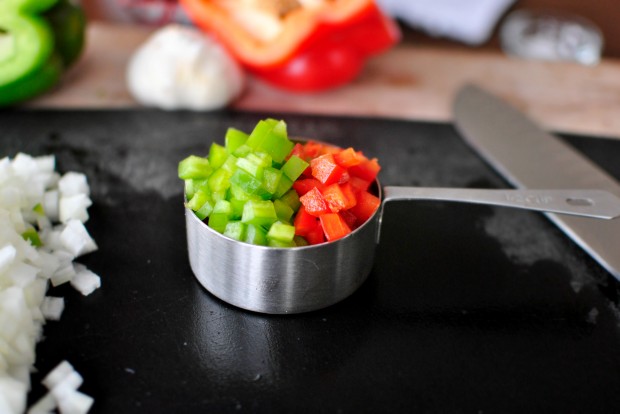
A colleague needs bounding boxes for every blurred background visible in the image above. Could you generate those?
[81,0,620,58]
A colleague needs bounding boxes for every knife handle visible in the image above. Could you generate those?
[382,187,620,220]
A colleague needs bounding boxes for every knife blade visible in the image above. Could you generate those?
[453,84,620,280]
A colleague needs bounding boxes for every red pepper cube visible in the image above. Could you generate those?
[323,183,357,213]
[302,141,323,159]
[334,147,364,168]
[293,206,319,236]
[310,153,347,186]
[320,213,352,241]
[289,143,305,159]
[292,178,324,196]
[349,191,381,223]
[349,176,372,193]
[305,223,326,245]
[348,158,381,182]
[299,187,330,217]
[339,209,358,230]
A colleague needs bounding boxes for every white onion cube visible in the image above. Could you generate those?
[41,297,65,321]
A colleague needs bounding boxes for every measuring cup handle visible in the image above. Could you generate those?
[381,187,620,219]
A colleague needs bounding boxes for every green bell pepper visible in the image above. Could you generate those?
[0,0,86,106]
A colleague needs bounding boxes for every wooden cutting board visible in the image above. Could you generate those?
[25,22,620,140]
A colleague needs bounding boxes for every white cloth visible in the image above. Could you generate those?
[377,0,516,45]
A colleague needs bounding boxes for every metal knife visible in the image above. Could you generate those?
[453,84,620,280]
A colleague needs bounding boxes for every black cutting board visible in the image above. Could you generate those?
[2,110,620,413]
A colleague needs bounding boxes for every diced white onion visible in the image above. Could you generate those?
[70,266,101,296]
[0,154,100,411]
[40,297,65,321]
[59,220,98,258]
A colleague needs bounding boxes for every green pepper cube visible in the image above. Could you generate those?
[185,178,210,200]
[245,224,267,246]
[208,200,233,233]
[267,238,296,248]
[225,127,248,153]
[208,143,228,170]
[212,190,227,202]
[281,155,309,181]
[245,119,293,164]
[231,169,270,199]
[241,200,277,228]
[195,199,214,220]
[178,155,212,180]
[294,236,309,247]
[186,190,211,212]
[220,155,238,174]
[274,199,294,223]
[208,168,231,193]
[233,144,252,158]
[223,221,247,241]
[273,175,293,199]
[245,119,279,149]
[236,157,264,179]
[246,152,272,168]
[261,167,282,195]
[33,203,45,216]
[278,189,301,212]
[22,228,42,247]
[267,221,296,243]
[229,183,258,202]
[229,198,246,220]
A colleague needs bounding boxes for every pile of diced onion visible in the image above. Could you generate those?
[0,153,100,414]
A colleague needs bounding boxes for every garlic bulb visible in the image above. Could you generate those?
[126,24,245,111]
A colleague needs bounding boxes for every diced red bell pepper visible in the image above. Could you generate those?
[339,209,358,230]
[349,190,380,222]
[348,176,372,193]
[293,177,324,196]
[293,206,319,236]
[323,182,357,213]
[320,213,351,241]
[348,157,381,182]
[334,147,364,168]
[299,187,330,217]
[305,222,326,245]
[179,0,401,92]
[311,153,348,186]
[302,141,324,159]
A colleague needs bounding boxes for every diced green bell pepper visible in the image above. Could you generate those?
[208,199,233,233]
[208,143,228,170]
[281,155,309,181]
[241,200,277,228]
[245,119,294,164]
[274,199,294,223]
[225,127,248,153]
[245,224,267,246]
[179,155,212,180]
[261,167,282,195]
[223,221,247,241]
[274,175,293,199]
[279,189,301,212]
[236,157,264,179]
[208,168,231,193]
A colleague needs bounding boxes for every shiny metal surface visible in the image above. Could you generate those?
[454,84,620,280]
[186,202,380,315]
[383,187,620,219]
[187,183,620,314]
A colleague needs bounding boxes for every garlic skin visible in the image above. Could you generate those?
[126,24,245,111]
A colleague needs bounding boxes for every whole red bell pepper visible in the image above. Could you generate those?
[179,0,401,91]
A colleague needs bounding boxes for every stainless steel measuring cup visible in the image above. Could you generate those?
[186,183,620,314]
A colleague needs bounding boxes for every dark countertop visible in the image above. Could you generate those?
[3,110,620,413]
